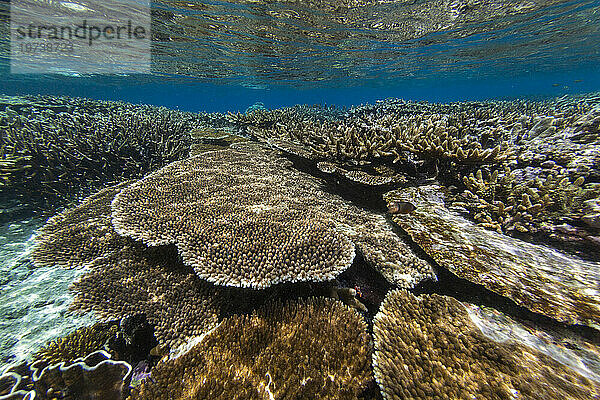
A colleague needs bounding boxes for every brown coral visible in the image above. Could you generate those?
[32,182,131,268]
[113,144,399,289]
[386,185,600,328]
[70,245,225,351]
[373,289,600,400]
[0,372,35,399]
[33,323,118,368]
[31,350,132,400]
[112,142,432,289]
[129,297,372,400]
[456,166,600,236]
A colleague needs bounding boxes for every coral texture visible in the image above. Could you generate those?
[0,95,216,209]
[33,323,118,368]
[32,182,131,268]
[112,142,432,288]
[70,245,225,351]
[130,297,371,400]
[31,350,132,400]
[385,185,600,328]
[373,289,600,400]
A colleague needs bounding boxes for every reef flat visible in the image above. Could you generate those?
[1,94,599,399]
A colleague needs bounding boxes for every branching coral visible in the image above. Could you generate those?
[246,100,517,167]
[129,297,372,400]
[0,95,210,210]
[456,166,600,235]
[373,289,600,400]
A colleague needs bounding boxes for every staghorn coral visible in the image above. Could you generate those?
[385,185,600,328]
[70,245,226,351]
[373,289,600,400]
[32,182,131,268]
[248,99,516,167]
[33,323,118,368]
[129,297,371,400]
[0,95,213,210]
[31,350,132,400]
[456,166,600,236]
[112,142,433,289]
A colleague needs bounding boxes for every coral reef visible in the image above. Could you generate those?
[11,94,600,400]
[385,185,600,328]
[373,289,600,400]
[32,182,131,269]
[0,95,215,210]
[455,164,600,242]
[30,350,132,400]
[112,148,355,289]
[247,100,515,166]
[70,245,225,351]
[129,297,371,400]
[0,371,34,399]
[232,95,600,249]
[112,142,433,288]
[33,323,118,368]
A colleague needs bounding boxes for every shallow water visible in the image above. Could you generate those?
[1,0,600,399]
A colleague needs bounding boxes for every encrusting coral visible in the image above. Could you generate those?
[30,350,132,400]
[129,297,372,400]
[373,289,600,400]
